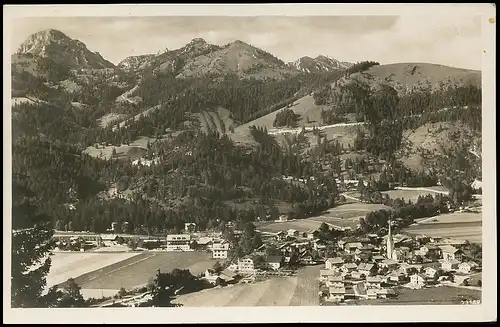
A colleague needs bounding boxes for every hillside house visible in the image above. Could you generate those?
[419,244,441,259]
[441,259,461,271]
[458,261,479,274]
[275,231,287,241]
[184,222,197,233]
[357,263,377,276]
[203,269,222,285]
[212,242,230,259]
[325,257,344,270]
[326,275,344,288]
[166,234,191,252]
[380,259,398,269]
[278,215,288,222]
[410,274,427,289]
[341,262,358,273]
[392,247,412,262]
[320,269,340,281]
[287,229,299,237]
[366,276,383,289]
[424,267,438,278]
[237,257,256,273]
[266,255,283,270]
[440,245,463,262]
[345,242,363,253]
[328,287,346,302]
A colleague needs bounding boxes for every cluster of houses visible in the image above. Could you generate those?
[318,221,482,304]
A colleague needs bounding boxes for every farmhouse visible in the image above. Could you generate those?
[458,261,479,274]
[365,276,382,289]
[212,242,230,259]
[328,287,346,302]
[166,234,191,252]
[419,244,441,259]
[325,257,344,270]
[357,263,376,277]
[278,215,288,222]
[274,231,287,241]
[424,267,438,278]
[184,222,197,233]
[266,255,283,270]
[203,269,221,285]
[287,229,299,237]
[440,245,463,262]
[326,275,344,288]
[344,242,363,253]
[441,259,461,271]
[410,274,427,289]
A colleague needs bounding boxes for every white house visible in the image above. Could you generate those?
[419,244,441,258]
[166,234,192,252]
[441,259,461,271]
[328,287,346,302]
[237,257,256,272]
[212,242,230,259]
[278,215,288,222]
[345,242,363,253]
[266,256,283,270]
[326,275,344,288]
[358,263,376,277]
[424,267,438,278]
[440,245,463,262]
[287,229,299,237]
[458,261,479,274]
[410,274,427,289]
[325,257,344,270]
[184,222,197,233]
[392,246,412,262]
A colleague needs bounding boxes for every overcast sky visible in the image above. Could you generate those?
[10,15,482,70]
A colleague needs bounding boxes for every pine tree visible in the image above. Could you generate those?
[11,178,55,308]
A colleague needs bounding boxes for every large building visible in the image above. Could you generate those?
[166,234,192,252]
[212,242,230,259]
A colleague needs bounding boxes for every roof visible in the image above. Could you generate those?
[412,273,428,280]
[358,263,375,271]
[444,259,461,265]
[366,276,382,283]
[345,242,363,248]
[439,245,459,253]
[377,288,396,295]
[373,255,385,260]
[422,244,440,250]
[287,229,298,233]
[320,269,340,276]
[460,261,478,267]
[344,263,358,269]
[367,233,379,238]
[327,275,344,282]
[382,259,398,265]
[267,255,283,263]
[329,287,346,294]
[326,257,344,265]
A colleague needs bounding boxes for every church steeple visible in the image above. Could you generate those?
[386,217,394,259]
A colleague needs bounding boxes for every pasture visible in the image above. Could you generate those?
[405,212,482,244]
[381,189,444,202]
[173,265,321,307]
[46,252,142,289]
[258,203,391,233]
[354,285,481,306]
[71,252,214,291]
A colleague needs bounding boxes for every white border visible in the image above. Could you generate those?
[3,4,497,324]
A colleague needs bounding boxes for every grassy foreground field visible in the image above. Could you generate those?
[173,265,321,307]
[71,252,214,291]
[354,286,481,306]
[405,212,482,243]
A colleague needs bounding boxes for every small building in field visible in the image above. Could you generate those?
[166,234,192,252]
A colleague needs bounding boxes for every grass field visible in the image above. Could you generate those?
[405,212,482,243]
[382,189,444,202]
[47,252,142,288]
[354,285,481,306]
[71,252,214,291]
[173,265,321,307]
[258,203,391,233]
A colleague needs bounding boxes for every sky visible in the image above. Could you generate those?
[9,15,482,70]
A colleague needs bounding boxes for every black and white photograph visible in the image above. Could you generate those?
[3,4,496,324]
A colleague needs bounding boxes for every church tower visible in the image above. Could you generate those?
[386,218,395,259]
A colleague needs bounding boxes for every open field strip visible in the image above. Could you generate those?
[173,265,319,307]
[46,252,142,288]
[72,252,213,291]
[381,189,444,202]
